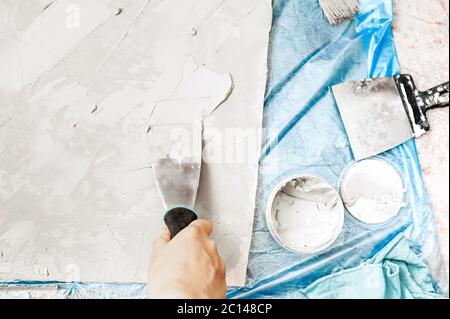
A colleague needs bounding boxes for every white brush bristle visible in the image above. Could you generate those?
[319,0,360,25]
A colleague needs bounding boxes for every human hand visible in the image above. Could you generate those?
[148,219,227,299]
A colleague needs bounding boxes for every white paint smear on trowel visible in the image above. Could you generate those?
[341,158,406,225]
[268,176,344,253]
[19,0,113,86]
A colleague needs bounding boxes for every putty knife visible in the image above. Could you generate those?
[332,74,449,160]
[151,122,203,238]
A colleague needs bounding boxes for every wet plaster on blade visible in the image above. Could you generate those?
[341,159,406,225]
[0,0,272,287]
[270,177,345,253]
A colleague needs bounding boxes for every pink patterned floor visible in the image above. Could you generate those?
[393,0,449,274]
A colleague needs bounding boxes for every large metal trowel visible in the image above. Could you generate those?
[332,74,449,160]
[150,122,203,239]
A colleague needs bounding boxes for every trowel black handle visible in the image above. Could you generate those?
[164,207,198,239]
[420,81,449,111]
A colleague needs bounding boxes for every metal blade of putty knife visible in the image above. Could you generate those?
[332,77,413,160]
[149,122,203,238]
[332,74,449,161]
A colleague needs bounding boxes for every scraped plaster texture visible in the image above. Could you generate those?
[393,0,449,274]
[0,0,272,286]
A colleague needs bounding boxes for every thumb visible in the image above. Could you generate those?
[189,219,213,237]
[151,227,171,258]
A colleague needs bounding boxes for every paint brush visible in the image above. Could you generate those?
[319,0,360,25]
[150,122,203,239]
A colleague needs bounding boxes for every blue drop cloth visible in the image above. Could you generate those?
[227,0,448,299]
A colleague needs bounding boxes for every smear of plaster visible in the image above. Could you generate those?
[19,0,114,86]
[192,0,226,31]
[0,221,37,260]
[83,57,232,131]
[0,0,272,288]
[270,176,344,253]
[96,0,152,71]
[0,1,22,97]
[341,159,406,224]
[146,57,233,125]
[93,86,145,126]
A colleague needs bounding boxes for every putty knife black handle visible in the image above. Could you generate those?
[164,207,198,239]
[395,75,449,134]
[420,81,449,111]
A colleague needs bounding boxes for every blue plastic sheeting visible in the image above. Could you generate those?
[227,0,447,299]
[2,0,447,299]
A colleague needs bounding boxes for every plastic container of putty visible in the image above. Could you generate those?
[266,175,345,254]
[340,158,406,225]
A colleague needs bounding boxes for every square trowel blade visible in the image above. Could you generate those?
[332,77,414,160]
[149,122,203,210]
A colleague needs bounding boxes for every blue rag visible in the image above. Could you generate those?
[302,234,444,299]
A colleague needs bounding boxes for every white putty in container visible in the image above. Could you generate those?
[340,158,406,225]
[267,175,345,253]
